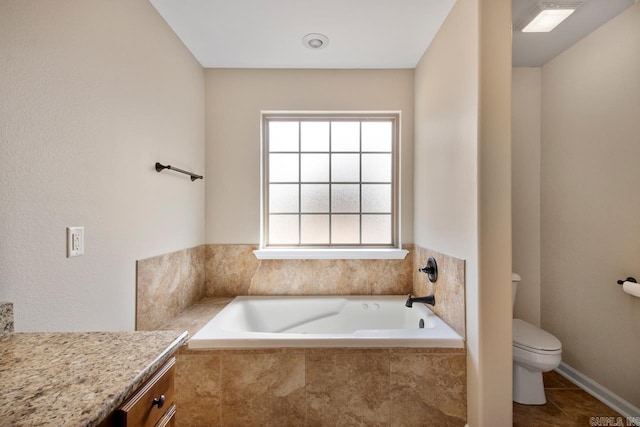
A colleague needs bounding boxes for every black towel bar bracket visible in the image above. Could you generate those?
[155,162,203,181]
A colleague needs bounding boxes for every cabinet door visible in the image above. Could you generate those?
[116,357,176,427]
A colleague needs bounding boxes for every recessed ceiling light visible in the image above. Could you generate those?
[302,33,329,50]
[517,1,582,33]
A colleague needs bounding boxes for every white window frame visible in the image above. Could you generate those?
[254,111,407,260]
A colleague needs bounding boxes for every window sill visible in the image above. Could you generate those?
[253,248,409,260]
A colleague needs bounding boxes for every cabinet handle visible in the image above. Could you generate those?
[152,395,165,409]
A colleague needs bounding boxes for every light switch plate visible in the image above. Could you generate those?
[67,227,84,257]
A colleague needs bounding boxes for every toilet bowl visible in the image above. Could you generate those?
[512,273,562,405]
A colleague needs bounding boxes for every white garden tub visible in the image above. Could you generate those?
[188,295,464,349]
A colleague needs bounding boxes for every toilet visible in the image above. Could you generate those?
[512,273,562,405]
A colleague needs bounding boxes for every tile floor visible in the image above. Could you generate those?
[513,370,625,426]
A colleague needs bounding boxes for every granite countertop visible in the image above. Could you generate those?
[0,329,188,426]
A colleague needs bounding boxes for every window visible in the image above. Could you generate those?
[257,112,405,259]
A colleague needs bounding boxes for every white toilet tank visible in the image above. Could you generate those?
[512,272,522,310]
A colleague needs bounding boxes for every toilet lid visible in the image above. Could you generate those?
[513,319,561,352]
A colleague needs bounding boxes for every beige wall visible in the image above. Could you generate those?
[414,0,512,424]
[541,2,640,407]
[512,68,542,326]
[414,2,480,423]
[0,1,520,420]
[477,1,513,424]
[204,69,414,245]
[0,0,205,331]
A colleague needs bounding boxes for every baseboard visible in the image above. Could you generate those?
[556,362,640,417]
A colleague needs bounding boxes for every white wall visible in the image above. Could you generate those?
[414,0,512,424]
[512,67,541,326]
[0,0,205,332]
[541,2,640,407]
[204,69,414,244]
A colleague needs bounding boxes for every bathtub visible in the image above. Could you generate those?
[188,295,464,349]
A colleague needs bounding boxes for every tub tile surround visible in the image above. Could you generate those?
[204,244,261,296]
[174,348,466,426]
[413,246,466,338]
[162,301,467,426]
[306,351,391,425]
[139,244,466,338]
[220,351,307,425]
[158,297,232,336]
[175,352,222,426]
[136,246,205,331]
[0,301,14,339]
[390,352,467,425]
[205,244,414,296]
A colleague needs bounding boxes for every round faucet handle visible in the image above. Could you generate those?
[417,257,438,283]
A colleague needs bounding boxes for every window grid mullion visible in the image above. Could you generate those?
[359,121,363,244]
[297,121,302,245]
[271,181,390,185]
[271,150,390,154]
[328,122,333,244]
[270,212,389,215]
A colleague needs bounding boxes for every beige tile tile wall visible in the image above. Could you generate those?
[413,246,466,338]
[390,352,467,425]
[175,347,466,427]
[157,298,231,336]
[204,244,260,296]
[137,244,466,336]
[205,244,414,296]
[136,246,205,331]
[220,351,306,425]
[306,350,391,425]
[175,353,221,426]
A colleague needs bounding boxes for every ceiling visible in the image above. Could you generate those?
[149,0,635,69]
[512,0,634,66]
[148,0,456,68]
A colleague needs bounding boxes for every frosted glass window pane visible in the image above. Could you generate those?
[301,154,329,182]
[269,121,299,152]
[269,215,299,244]
[331,154,360,182]
[362,184,391,213]
[331,215,360,244]
[301,184,329,213]
[331,184,359,213]
[331,122,360,151]
[362,215,391,244]
[362,121,392,152]
[301,122,329,152]
[362,154,391,182]
[301,215,329,244]
[270,153,299,182]
[269,184,298,213]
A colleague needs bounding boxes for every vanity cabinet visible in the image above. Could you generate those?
[101,357,176,427]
